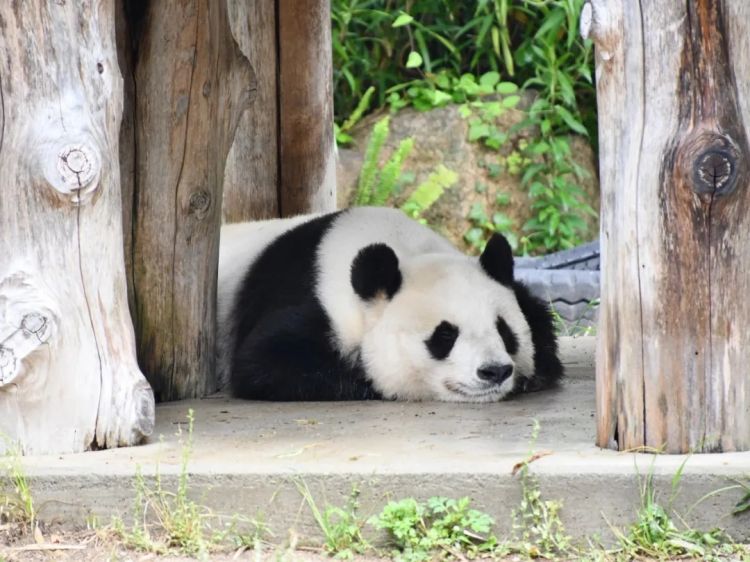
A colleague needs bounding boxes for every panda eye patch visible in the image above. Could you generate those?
[425,321,459,360]
[496,317,519,355]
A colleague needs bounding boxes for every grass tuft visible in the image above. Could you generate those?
[298,481,371,559]
[0,442,35,532]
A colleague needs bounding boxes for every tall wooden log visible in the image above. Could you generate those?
[130,1,255,401]
[0,2,154,454]
[278,0,337,215]
[586,0,750,452]
[222,0,279,223]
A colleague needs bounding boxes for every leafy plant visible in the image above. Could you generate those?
[111,409,218,557]
[400,165,458,221]
[335,86,376,145]
[333,1,598,256]
[464,194,517,253]
[511,420,571,558]
[354,115,455,221]
[355,116,414,206]
[332,1,524,121]
[371,496,497,562]
[298,482,371,559]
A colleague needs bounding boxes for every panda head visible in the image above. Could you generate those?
[350,233,559,402]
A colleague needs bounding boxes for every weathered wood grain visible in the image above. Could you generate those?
[0,2,154,454]
[278,0,337,216]
[588,0,750,452]
[223,0,279,223]
[130,0,255,401]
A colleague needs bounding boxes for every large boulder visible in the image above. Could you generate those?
[337,100,599,254]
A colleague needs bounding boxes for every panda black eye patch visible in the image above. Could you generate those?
[496,317,519,355]
[425,321,459,360]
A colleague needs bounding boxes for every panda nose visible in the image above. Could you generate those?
[477,363,513,384]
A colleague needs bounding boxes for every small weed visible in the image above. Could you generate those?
[0,442,35,531]
[608,457,730,560]
[550,298,599,337]
[735,479,750,515]
[298,481,371,559]
[511,420,572,558]
[111,409,216,557]
[371,496,497,562]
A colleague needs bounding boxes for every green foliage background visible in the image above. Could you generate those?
[332,0,599,255]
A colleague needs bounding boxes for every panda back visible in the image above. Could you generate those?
[217,213,325,387]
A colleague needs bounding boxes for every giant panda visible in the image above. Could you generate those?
[217,207,563,401]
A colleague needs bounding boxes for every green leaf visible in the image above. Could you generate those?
[405,51,423,69]
[458,104,473,119]
[501,95,521,109]
[392,13,414,27]
[468,202,487,222]
[496,82,518,95]
[468,122,491,141]
[554,105,589,136]
[479,71,500,88]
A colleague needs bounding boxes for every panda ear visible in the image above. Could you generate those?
[480,233,514,286]
[350,243,402,301]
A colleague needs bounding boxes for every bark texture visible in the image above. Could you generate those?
[128,0,255,401]
[0,2,154,454]
[222,0,279,223]
[278,0,336,216]
[587,0,750,452]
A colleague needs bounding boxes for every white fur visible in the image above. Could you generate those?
[218,207,536,401]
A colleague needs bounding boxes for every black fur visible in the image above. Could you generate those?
[425,321,459,360]
[350,244,402,300]
[495,317,519,355]
[230,211,381,401]
[479,233,514,286]
[510,281,564,394]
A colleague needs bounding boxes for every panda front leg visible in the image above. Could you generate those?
[230,305,378,401]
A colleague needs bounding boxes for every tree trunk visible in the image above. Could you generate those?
[278,0,336,216]
[586,0,750,452]
[222,0,279,223]
[128,0,255,401]
[0,2,155,454]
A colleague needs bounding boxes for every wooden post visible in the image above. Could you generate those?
[278,0,337,216]
[128,0,255,401]
[222,0,280,223]
[0,2,154,454]
[586,0,750,452]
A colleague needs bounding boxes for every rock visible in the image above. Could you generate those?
[336,99,599,254]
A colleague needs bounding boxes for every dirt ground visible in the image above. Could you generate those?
[2,524,749,562]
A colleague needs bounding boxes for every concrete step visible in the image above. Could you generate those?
[15,337,750,543]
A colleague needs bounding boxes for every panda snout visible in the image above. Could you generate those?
[477,363,513,384]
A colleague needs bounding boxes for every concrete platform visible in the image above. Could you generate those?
[17,337,750,542]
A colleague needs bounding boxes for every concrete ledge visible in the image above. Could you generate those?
[16,337,750,542]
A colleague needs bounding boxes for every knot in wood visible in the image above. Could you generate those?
[693,149,734,194]
[54,143,101,204]
[188,190,211,218]
[679,131,744,197]
[21,313,50,342]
